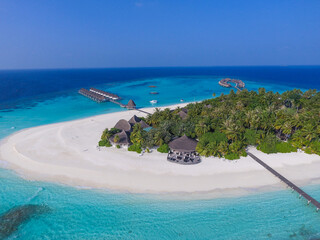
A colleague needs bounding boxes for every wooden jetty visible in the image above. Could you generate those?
[79,88,151,114]
[136,109,151,115]
[219,78,245,91]
[89,88,120,100]
[78,88,107,103]
[247,152,320,211]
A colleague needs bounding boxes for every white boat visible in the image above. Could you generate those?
[180,99,184,102]
[150,100,157,104]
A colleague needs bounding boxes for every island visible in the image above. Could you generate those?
[1,88,320,195]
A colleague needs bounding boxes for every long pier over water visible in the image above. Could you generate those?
[78,87,151,114]
[247,152,320,211]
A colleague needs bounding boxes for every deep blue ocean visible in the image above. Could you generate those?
[1,66,320,239]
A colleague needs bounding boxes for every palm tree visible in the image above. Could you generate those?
[301,124,317,142]
[222,119,240,141]
[195,121,210,137]
[130,124,144,145]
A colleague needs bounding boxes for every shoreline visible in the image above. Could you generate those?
[1,102,320,199]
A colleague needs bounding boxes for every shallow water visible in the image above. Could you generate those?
[1,67,320,239]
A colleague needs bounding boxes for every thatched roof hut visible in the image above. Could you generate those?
[114,119,132,132]
[127,99,136,109]
[178,110,188,120]
[169,135,198,153]
[110,130,130,145]
[128,115,150,128]
[139,120,150,128]
[128,115,140,125]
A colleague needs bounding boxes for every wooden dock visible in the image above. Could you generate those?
[79,87,152,114]
[136,109,151,115]
[78,88,107,103]
[89,88,120,100]
[247,152,320,211]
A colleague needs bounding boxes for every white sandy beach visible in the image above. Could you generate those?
[1,103,320,197]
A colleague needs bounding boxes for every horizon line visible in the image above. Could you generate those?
[0,64,320,72]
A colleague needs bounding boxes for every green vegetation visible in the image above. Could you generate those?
[143,88,320,159]
[128,143,142,153]
[98,128,120,147]
[98,139,112,147]
[99,88,320,160]
[157,144,170,153]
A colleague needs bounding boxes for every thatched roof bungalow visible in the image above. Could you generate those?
[178,110,188,120]
[127,99,136,109]
[169,135,198,153]
[110,130,131,146]
[114,119,132,132]
[176,108,188,120]
[128,115,150,128]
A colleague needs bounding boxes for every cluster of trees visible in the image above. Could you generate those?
[99,88,320,159]
[142,88,320,159]
[98,128,120,147]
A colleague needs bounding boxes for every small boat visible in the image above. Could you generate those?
[150,92,159,95]
[150,100,158,104]
[149,85,157,88]
[180,99,184,102]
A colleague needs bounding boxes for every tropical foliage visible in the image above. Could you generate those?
[100,88,320,160]
[157,144,170,153]
[144,88,320,159]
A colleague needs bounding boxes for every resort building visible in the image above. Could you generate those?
[89,88,120,100]
[177,108,188,120]
[167,135,201,165]
[114,119,132,133]
[128,115,150,129]
[110,130,130,147]
[127,99,136,110]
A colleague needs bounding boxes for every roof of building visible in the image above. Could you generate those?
[128,115,140,124]
[110,130,130,145]
[128,115,150,128]
[181,108,188,113]
[114,119,132,132]
[178,110,188,120]
[139,120,150,128]
[169,135,198,152]
[127,99,136,108]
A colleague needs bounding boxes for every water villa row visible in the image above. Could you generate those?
[78,88,136,109]
[219,78,245,91]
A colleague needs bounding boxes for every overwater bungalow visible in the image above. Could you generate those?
[114,119,132,132]
[128,115,150,128]
[127,99,136,110]
[110,130,130,147]
[167,135,201,165]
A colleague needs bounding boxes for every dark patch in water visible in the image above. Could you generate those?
[0,204,50,239]
[128,81,155,88]
[288,224,318,239]
[0,110,13,113]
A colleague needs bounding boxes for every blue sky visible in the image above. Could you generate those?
[0,0,319,69]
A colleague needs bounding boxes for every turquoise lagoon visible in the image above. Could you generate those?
[1,74,320,239]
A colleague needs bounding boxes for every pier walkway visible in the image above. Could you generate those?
[135,109,152,115]
[247,152,320,211]
[79,87,152,115]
